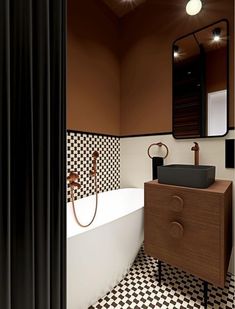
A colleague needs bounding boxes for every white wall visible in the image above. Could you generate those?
[120,130,235,274]
[208,90,227,136]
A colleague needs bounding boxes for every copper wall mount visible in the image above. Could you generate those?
[67,171,81,189]
[67,151,99,228]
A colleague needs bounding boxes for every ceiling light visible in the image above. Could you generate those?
[186,0,202,16]
[120,0,135,3]
[212,28,221,42]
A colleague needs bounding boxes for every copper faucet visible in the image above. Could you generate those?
[67,171,81,189]
[191,142,199,165]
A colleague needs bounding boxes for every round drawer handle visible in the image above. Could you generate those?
[169,221,184,239]
[170,195,184,212]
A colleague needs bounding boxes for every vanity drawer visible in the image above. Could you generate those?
[144,180,232,287]
[145,210,221,285]
[145,184,221,226]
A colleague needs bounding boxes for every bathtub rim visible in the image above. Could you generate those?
[67,187,144,238]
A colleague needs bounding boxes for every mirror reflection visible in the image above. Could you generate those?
[173,20,228,138]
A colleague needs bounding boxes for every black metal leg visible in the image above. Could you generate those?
[157,260,162,285]
[203,281,208,309]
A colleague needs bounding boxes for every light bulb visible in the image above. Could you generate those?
[212,28,221,42]
[186,0,202,16]
[173,45,179,58]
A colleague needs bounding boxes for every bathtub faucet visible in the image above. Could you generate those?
[67,171,81,189]
[90,151,99,177]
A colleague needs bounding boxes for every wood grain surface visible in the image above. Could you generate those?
[144,180,232,288]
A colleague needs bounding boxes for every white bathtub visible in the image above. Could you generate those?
[67,188,144,309]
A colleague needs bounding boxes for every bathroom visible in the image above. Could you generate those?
[0,0,234,308]
[67,0,234,308]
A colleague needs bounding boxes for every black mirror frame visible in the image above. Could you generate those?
[172,19,229,139]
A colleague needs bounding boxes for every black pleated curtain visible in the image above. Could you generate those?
[0,0,66,309]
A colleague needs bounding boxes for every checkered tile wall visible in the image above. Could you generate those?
[67,131,120,202]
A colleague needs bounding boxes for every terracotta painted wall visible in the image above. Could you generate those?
[206,47,227,93]
[67,0,234,136]
[120,0,234,136]
[67,0,120,135]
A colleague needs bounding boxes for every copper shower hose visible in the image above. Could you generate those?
[69,151,99,227]
[70,174,98,228]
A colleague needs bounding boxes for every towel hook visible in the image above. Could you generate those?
[147,142,169,159]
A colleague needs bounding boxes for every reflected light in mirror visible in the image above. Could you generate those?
[172,20,228,139]
[212,28,221,42]
[173,45,179,58]
[186,0,202,16]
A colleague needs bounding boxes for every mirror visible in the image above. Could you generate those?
[172,20,229,139]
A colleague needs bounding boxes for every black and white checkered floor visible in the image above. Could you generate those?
[90,246,235,309]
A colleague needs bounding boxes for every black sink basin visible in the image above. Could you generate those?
[158,164,215,188]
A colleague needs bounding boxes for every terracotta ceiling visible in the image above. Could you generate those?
[101,0,146,17]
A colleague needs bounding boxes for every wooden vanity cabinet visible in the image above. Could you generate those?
[144,180,232,288]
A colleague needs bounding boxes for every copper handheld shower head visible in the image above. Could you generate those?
[90,151,99,177]
[92,151,99,158]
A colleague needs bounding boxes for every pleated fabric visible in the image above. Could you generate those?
[0,0,66,308]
